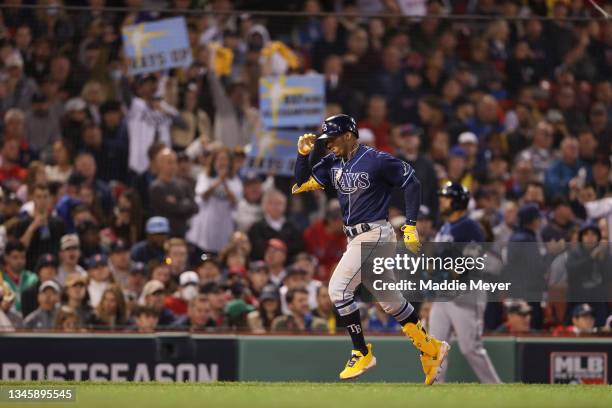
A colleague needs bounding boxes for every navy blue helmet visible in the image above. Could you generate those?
[317,114,359,140]
[438,181,470,211]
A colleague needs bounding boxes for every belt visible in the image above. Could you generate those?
[343,220,386,238]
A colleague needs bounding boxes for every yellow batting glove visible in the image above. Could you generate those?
[297,133,317,156]
[401,224,421,254]
[292,176,323,194]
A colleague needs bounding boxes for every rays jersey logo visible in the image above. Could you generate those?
[331,168,370,194]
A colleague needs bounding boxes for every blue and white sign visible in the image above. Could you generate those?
[259,74,325,128]
[245,128,309,177]
[122,17,192,75]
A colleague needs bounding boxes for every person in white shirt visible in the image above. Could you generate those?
[86,253,112,308]
[127,75,182,174]
[187,147,242,253]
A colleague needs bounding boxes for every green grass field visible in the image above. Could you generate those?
[1,382,611,408]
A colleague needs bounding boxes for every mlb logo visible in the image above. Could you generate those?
[550,352,608,384]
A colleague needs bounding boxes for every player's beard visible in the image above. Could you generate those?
[440,205,454,217]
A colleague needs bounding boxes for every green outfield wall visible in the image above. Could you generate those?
[0,334,610,383]
[238,336,517,382]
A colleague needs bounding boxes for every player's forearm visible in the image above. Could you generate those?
[404,176,421,226]
[294,153,312,186]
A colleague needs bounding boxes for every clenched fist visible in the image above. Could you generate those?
[297,133,317,156]
[401,224,421,254]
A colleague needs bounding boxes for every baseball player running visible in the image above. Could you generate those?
[292,114,449,384]
[429,182,501,383]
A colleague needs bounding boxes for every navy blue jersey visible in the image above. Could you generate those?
[434,215,485,243]
[311,145,415,225]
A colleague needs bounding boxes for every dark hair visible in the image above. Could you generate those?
[286,288,308,305]
[4,240,26,255]
[132,305,160,318]
[207,147,234,178]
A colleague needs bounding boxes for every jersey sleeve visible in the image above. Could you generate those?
[311,153,334,188]
[378,152,415,187]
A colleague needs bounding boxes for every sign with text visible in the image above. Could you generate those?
[245,128,303,177]
[122,17,192,75]
[0,335,237,382]
[259,74,325,128]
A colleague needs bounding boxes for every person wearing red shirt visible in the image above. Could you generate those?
[552,304,597,336]
[0,137,27,191]
[303,200,346,282]
[358,95,392,152]
[165,271,199,316]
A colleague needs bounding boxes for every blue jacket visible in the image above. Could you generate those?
[544,159,591,199]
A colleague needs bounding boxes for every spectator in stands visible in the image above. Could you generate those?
[262,239,288,287]
[392,125,439,220]
[127,75,176,174]
[77,220,103,261]
[234,173,265,233]
[495,300,534,334]
[22,279,59,330]
[172,294,216,331]
[63,273,92,324]
[131,217,170,265]
[164,238,190,278]
[516,121,554,183]
[200,281,226,327]
[196,254,222,285]
[86,285,126,330]
[247,284,281,333]
[108,239,131,289]
[224,298,255,330]
[544,198,576,244]
[0,282,22,331]
[271,288,327,332]
[132,305,159,333]
[73,152,113,215]
[358,95,392,152]
[303,200,345,282]
[279,267,310,315]
[25,92,60,158]
[165,270,199,316]
[0,240,36,312]
[565,223,611,326]
[553,303,597,336]
[311,285,335,332]
[592,155,612,198]
[149,260,173,293]
[10,183,64,270]
[149,148,197,237]
[45,139,73,184]
[2,52,37,111]
[141,279,176,327]
[246,261,270,299]
[507,204,546,329]
[589,102,611,150]
[545,137,591,199]
[108,189,144,246]
[248,190,303,261]
[0,137,27,191]
[56,234,86,284]
[20,253,58,318]
[54,305,81,332]
[86,253,112,308]
[187,147,242,254]
[123,263,148,310]
[492,200,518,251]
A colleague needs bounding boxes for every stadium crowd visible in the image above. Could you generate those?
[0,0,611,335]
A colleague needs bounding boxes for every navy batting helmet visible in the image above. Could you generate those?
[438,181,470,211]
[317,114,359,140]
